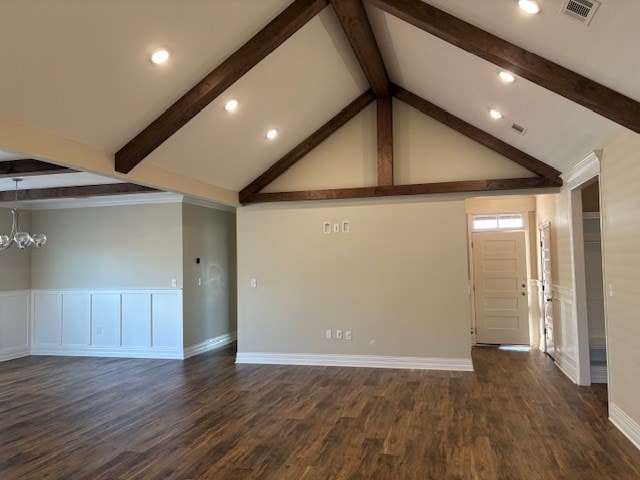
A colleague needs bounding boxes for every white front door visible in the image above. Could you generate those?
[473,231,530,344]
[540,223,555,359]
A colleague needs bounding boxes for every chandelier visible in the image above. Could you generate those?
[0,179,47,250]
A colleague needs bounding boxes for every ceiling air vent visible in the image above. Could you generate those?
[560,0,601,25]
[511,123,527,136]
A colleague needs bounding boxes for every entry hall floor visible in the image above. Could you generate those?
[1,345,640,479]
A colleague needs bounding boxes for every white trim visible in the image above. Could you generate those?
[183,332,237,359]
[0,289,31,298]
[20,192,237,212]
[236,353,474,371]
[31,288,180,294]
[0,345,30,362]
[25,192,184,210]
[610,403,640,451]
[563,150,601,188]
[183,196,236,213]
[30,345,184,360]
[554,353,578,383]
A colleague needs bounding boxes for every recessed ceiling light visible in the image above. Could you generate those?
[489,109,504,120]
[499,71,516,83]
[518,0,541,14]
[224,99,239,112]
[150,48,170,65]
[266,129,278,140]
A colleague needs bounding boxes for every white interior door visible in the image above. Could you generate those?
[540,223,555,359]
[473,231,530,344]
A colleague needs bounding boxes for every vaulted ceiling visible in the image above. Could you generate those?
[0,0,638,205]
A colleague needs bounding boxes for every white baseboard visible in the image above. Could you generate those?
[0,345,30,362]
[31,345,184,360]
[610,403,640,451]
[555,352,578,384]
[183,331,237,359]
[590,364,608,384]
[235,353,474,371]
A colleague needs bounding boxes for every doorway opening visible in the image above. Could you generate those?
[567,151,608,387]
[574,180,607,384]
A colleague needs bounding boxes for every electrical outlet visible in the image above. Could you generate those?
[198,277,202,286]
[325,329,332,339]
[171,278,177,287]
[345,331,352,341]
[608,283,614,298]
[336,329,343,340]
[96,325,102,335]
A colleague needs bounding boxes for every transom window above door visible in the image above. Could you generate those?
[473,214,524,231]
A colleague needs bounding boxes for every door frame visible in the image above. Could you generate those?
[467,210,532,346]
[566,151,610,387]
[538,221,551,355]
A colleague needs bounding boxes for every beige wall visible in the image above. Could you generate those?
[394,101,535,184]
[263,99,535,193]
[0,207,31,291]
[599,129,640,427]
[264,105,378,192]
[237,198,472,358]
[31,203,183,290]
[182,203,237,347]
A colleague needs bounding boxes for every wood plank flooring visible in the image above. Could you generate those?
[1,345,640,479]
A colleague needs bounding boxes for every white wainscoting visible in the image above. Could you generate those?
[31,290,184,359]
[236,353,474,371]
[552,285,578,383]
[0,290,30,361]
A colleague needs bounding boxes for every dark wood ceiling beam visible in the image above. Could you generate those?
[377,96,393,186]
[367,0,640,133]
[0,159,75,178]
[330,0,389,96]
[115,0,329,174]
[0,183,157,202]
[392,84,562,182]
[243,176,559,203]
[239,89,376,203]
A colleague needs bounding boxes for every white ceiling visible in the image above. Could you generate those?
[367,8,620,173]
[0,0,638,194]
[145,9,368,191]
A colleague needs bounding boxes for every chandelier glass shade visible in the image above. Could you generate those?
[0,179,47,251]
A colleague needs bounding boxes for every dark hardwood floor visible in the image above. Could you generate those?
[1,345,639,479]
